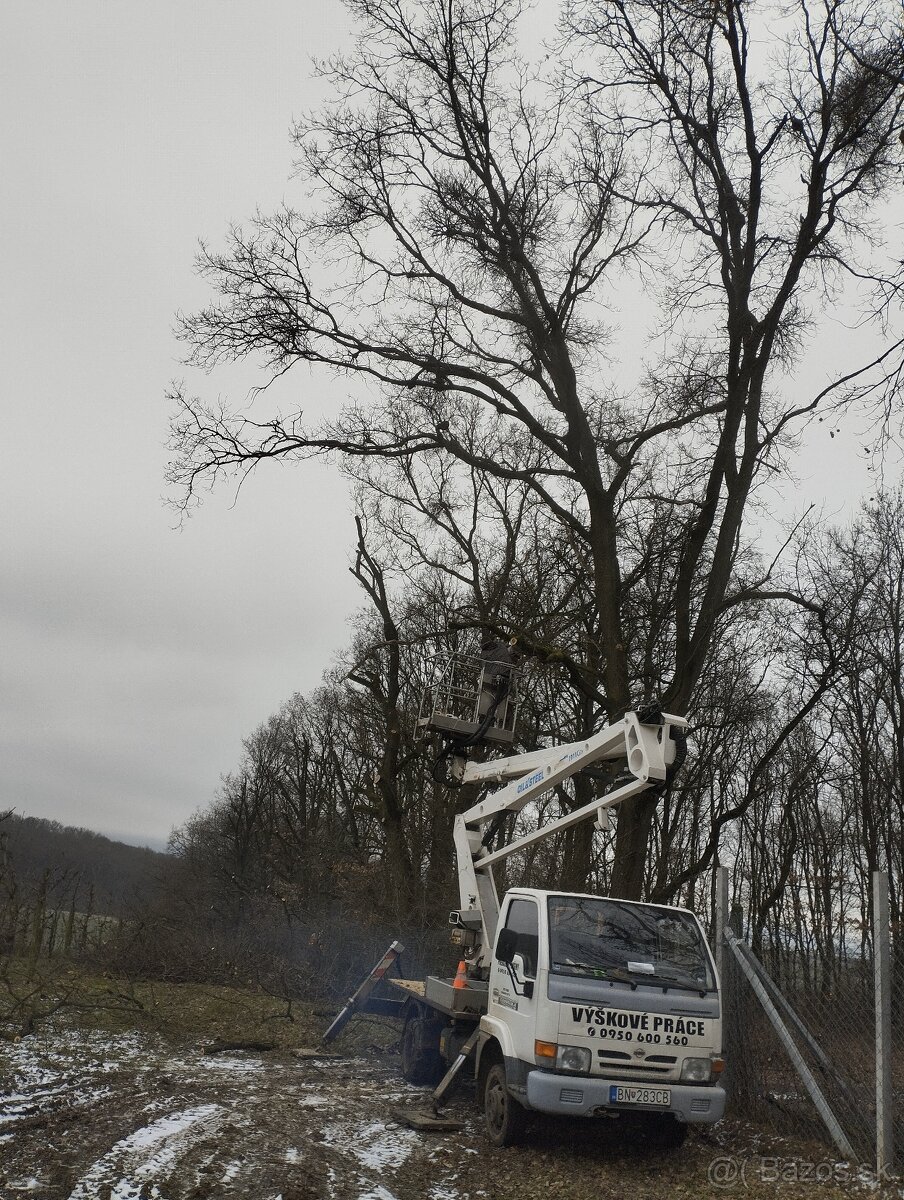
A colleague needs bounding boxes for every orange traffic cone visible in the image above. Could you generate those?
[453,960,468,989]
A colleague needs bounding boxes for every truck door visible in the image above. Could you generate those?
[491,896,539,1061]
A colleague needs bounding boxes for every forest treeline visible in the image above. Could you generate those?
[165,490,903,994]
[0,814,172,1002]
[2,495,901,1005]
[0,814,166,918]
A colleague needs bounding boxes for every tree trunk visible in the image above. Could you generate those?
[609,795,658,899]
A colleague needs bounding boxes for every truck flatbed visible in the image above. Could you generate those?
[387,974,487,1018]
[387,978,426,998]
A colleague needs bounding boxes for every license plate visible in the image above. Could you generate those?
[609,1085,671,1107]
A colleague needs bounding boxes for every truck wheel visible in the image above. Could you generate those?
[400,1015,445,1085]
[483,1062,527,1147]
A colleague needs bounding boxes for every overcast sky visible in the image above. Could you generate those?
[2,3,363,849]
[2,2,897,850]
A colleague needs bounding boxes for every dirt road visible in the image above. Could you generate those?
[0,1028,887,1199]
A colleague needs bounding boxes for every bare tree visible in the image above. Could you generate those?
[168,0,903,896]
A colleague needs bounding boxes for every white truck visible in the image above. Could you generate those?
[338,658,725,1146]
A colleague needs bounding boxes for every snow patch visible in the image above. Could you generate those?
[196,1055,265,1073]
[0,1028,161,1132]
[321,1118,419,1171]
[1,1083,115,1127]
[67,1103,225,1199]
[429,1186,460,1200]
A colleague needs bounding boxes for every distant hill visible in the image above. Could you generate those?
[102,830,171,853]
[0,812,170,917]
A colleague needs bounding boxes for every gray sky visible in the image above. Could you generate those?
[2,2,360,848]
[1,2,896,850]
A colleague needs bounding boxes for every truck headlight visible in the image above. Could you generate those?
[680,1057,712,1083]
[556,1045,591,1074]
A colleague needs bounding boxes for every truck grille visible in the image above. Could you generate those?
[595,1049,677,1066]
[595,1050,673,1074]
[559,1088,585,1104]
[597,1062,671,1074]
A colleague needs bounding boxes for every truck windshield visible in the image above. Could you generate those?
[547,896,715,992]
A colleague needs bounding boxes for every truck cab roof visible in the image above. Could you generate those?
[503,887,699,919]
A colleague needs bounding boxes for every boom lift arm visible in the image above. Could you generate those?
[450,710,688,970]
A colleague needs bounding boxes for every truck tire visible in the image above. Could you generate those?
[483,1061,528,1147]
[400,1014,445,1085]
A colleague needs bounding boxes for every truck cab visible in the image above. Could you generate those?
[477,888,725,1145]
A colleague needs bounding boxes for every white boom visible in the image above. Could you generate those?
[451,710,688,969]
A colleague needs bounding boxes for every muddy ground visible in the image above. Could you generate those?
[1,1024,898,1200]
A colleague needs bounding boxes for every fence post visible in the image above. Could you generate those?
[714,867,743,1103]
[873,870,894,1179]
[715,865,729,984]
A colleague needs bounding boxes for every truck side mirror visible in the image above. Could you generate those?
[496,928,517,963]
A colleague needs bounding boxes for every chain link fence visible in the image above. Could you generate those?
[722,938,876,1160]
[717,869,899,1175]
